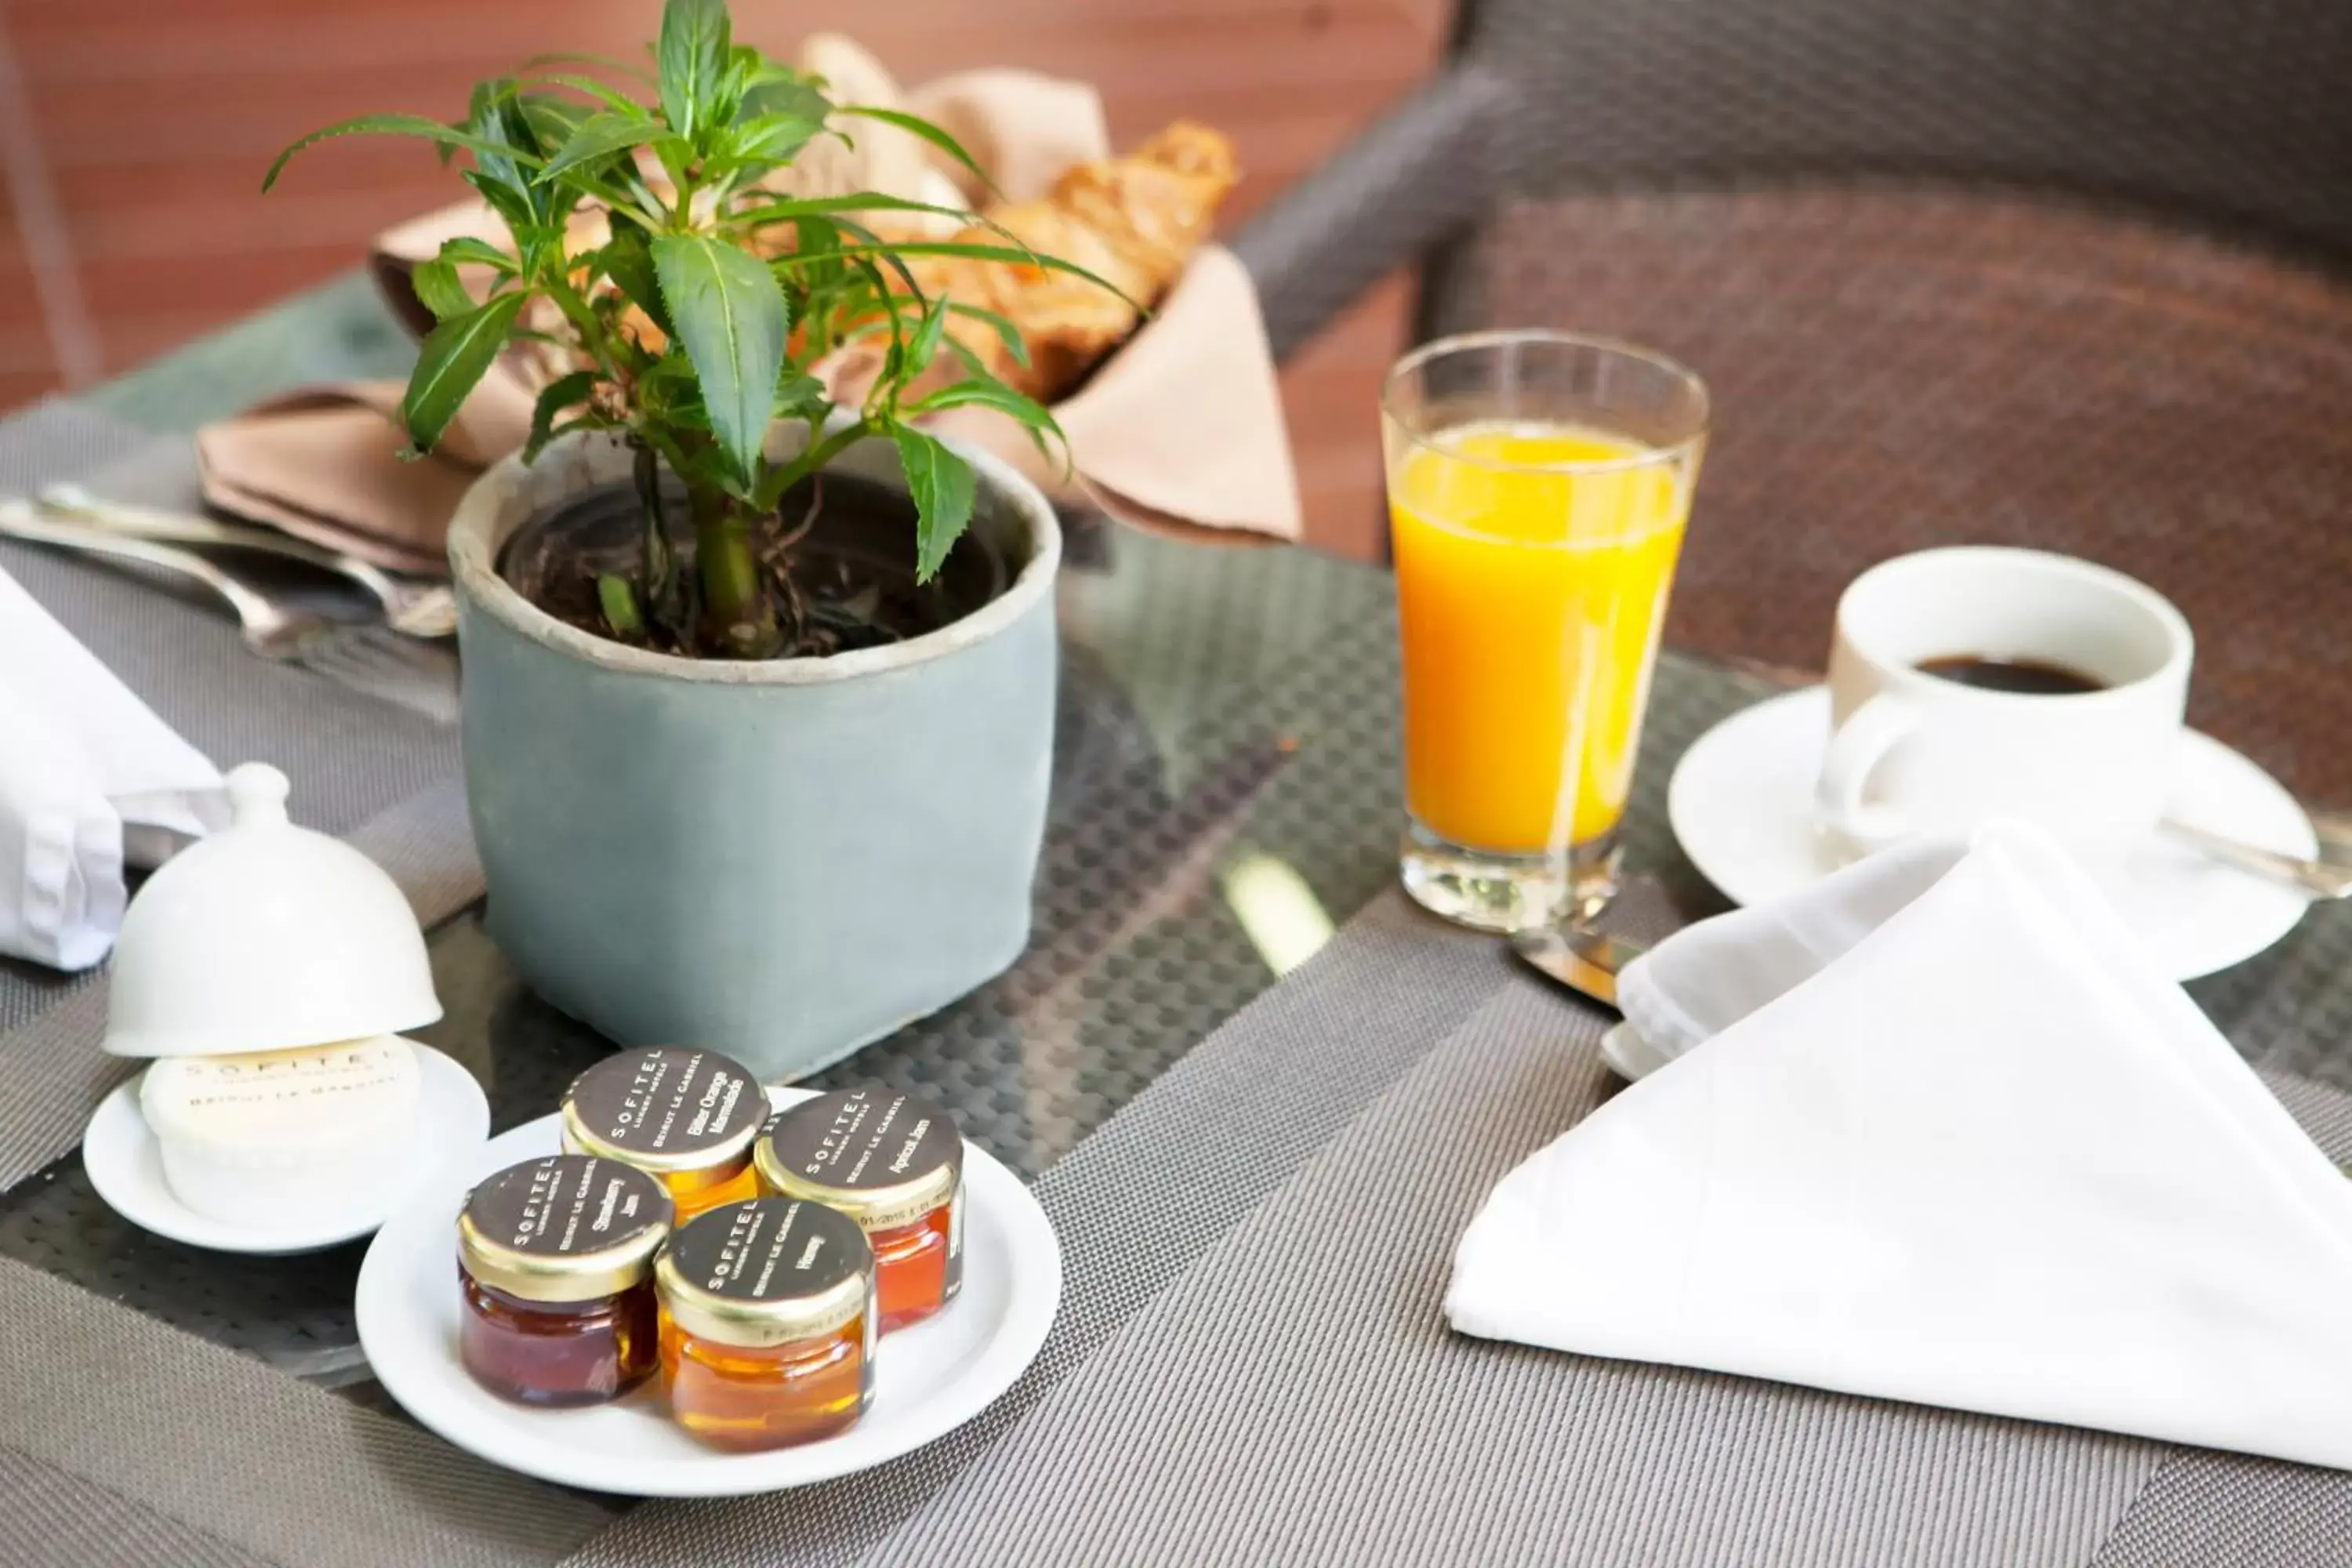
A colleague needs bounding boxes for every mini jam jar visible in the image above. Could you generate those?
[456,1155,673,1407]
[753,1088,964,1334]
[655,1197,877,1452]
[560,1047,765,1224]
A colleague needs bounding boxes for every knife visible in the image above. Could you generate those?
[1509,926,1649,1011]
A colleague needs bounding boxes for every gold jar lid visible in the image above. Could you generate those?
[458,1155,672,1303]
[559,1047,764,1176]
[655,1198,873,1347]
[753,1088,964,1233]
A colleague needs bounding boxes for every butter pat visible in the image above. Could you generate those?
[140,1036,421,1232]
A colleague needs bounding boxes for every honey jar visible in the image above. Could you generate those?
[656,1197,877,1451]
[456,1155,671,1407]
[560,1047,765,1223]
[753,1087,964,1334]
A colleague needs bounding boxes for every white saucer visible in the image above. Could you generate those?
[1667,688,2317,981]
[82,1040,490,1255]
[355,1086,1062,1497]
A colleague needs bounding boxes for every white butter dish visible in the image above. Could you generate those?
[103,762,441,1060]
[140,1035,422,1232]
[86,1037,488,1254]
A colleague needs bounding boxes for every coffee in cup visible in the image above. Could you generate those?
[1817,547,2193,852]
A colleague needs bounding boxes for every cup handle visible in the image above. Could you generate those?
[1816,695,1920,852]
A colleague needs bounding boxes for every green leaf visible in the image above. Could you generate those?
[465,82,545,194]
[891,424,977,582]
[521,51,656,85]
[408,260,475,322]
[742,76,830,124]
[656,0,730,140]
[597,575,645,640]
[526,71,650,114]
[535,111,663,183]
[833,106,997,197]
[906,301,949,373]
[264,113,541,191]
[716,113,821,170]
[600,225,672,338]
[437,236,518,274]
[400,292,528,453]
[912,372,1055,428]
[518,96,590,158]
[774,368,830,422]
[913,367,1068,469]
[775,241,1142,313]
[730,192,978,230]
[523,369,598,462]
[945,301,1030,368]
[652,233,786,485]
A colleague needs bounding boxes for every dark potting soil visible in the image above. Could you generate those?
[498,470,1003,659]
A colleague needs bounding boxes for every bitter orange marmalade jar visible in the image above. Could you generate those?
[656,1198,876,1452]
[456,1155,671,1407]
[753,1087,964,1334]
[560,1047,764,1223]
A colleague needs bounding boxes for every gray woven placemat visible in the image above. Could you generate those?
[856,974,2164,1567]
[0,1255,616,1568]
[568,895,2350,1566]
[862,974,2352,1567]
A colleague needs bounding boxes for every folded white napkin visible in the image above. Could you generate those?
[0,562,225,969]
[1613,834,1967,1073]
[1448,820,2352,1471]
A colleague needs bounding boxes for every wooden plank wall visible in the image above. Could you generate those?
[0,0,1449,559]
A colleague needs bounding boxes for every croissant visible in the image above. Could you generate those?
[908,122,1240,401]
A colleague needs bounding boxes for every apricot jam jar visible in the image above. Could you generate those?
[753,1087,964,1334]
[456,1155,672,1407]
[560,1047,764,1223]
[656,1198,877,1452]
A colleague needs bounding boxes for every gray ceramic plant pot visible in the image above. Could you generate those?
[447,429,1059,1080]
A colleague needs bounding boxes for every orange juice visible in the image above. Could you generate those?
[1390,421,1690,854]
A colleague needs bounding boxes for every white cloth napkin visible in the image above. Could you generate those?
[1613,834,1967,1072]
[1447,821,2352,1472]
[0,562,225,969]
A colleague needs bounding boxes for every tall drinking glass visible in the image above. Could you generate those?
[1382,331,1708,931]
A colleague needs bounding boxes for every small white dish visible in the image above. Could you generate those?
[1668,688,2316,981]
[83,1039,488,1254]
[355,1087,1062,1497]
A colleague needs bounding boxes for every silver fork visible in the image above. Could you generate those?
[37,483,456,640]
[0,502,459,724]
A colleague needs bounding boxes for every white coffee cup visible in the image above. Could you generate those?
[1817,546,2193,852]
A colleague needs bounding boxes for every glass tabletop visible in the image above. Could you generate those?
[5,275,2345,1394]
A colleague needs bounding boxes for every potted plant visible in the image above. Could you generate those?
[269,0,1118,1076]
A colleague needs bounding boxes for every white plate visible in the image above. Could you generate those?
[1668,687,2316,981]
[355,1086,1062,1497]
[82,1040,489,1255]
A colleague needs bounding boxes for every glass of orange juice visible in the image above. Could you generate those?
[1383,331,1708,931]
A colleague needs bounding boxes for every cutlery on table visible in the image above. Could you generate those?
[0,502,458,723]
[1510,924,1648,1009]
[1511,925,1678,1079]
[35,484,456,640]
[2160,819,2352,900]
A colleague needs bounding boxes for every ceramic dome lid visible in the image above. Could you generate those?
[103,763,442,1058]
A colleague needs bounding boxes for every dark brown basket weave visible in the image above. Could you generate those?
[1437,187,2352,806]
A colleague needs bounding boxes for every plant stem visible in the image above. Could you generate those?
[689,481,782,659]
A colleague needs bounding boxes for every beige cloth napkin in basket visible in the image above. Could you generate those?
[195,65,1301,576]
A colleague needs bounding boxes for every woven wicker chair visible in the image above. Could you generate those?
[1231,0,2352,806]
